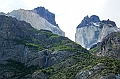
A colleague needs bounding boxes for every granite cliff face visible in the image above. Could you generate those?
[7,8,65,36]
[75,15,119,49]
[31,7,58,27]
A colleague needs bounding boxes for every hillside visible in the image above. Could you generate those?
[0,15,88,78]
[0,15,120,79]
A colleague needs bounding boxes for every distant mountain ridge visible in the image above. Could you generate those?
[75,15,119,49]
[0,7,65,36]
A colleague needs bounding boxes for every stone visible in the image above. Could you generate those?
[100,73,116,79]
[75,70,90,79]
[75,15,119,49]
[75,63,105,79]
[32,72,47,79]
[31,7,58,27]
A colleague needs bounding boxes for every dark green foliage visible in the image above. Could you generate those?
[96,57,120,74]
[89,46,99,53]
[37,55,120,79]
[0,60,42,78]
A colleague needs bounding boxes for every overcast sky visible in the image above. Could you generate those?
[0,0,120,41]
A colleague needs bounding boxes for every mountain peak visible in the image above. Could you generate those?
[77,15,100,28]
[7,7,65,36]
[76,15,119,49]
[31,6,58,27]
[101,19,116,26]
[90,15,100,22]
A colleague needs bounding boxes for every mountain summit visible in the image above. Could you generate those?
[31,7,58,27]
[77,15,100,28]
[6,7,65,36]
[75,15,119,49]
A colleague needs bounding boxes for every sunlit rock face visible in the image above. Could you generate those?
[75,15,119,49]
[7,8,65,36]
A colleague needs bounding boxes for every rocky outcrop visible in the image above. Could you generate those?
[32,72,47,79]
[75,63,120,79]
[7,9,65,36]
[75,63,105,79]
[0,12,5,15]
[31,7,58,27]
[97,32,120,60]
[75,15,119,49]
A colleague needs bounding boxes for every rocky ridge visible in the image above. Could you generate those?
[75,15,119,49]
[6,8,65,36]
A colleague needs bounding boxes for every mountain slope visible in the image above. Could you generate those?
[0,15,88,78]
[0,15,120,79]
[75,15,119,49]
[7,8,65,36]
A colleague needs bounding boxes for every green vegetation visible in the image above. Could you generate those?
[90,46,99,53]
[35,54,120,79]
[50,35,60,38]
[25,43,44,51]
[0,59,42,78]
[96,57,120,74]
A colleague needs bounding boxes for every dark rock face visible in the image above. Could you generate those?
[102,19,116,26]
[97,32,120,60]
[31,7,58,27]
[90,15,100,22]
[77,15,100,28]
[77,15,115,28]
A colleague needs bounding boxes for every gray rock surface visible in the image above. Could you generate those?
[100,74,116,79]
[75,15,119,49]
[7,9,65,36]
[75,63,120,79]
[97,32,120,60]
[31,6,58,27]
[32,72,47,79]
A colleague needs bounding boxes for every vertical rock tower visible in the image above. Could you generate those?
[75,15,119,49]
